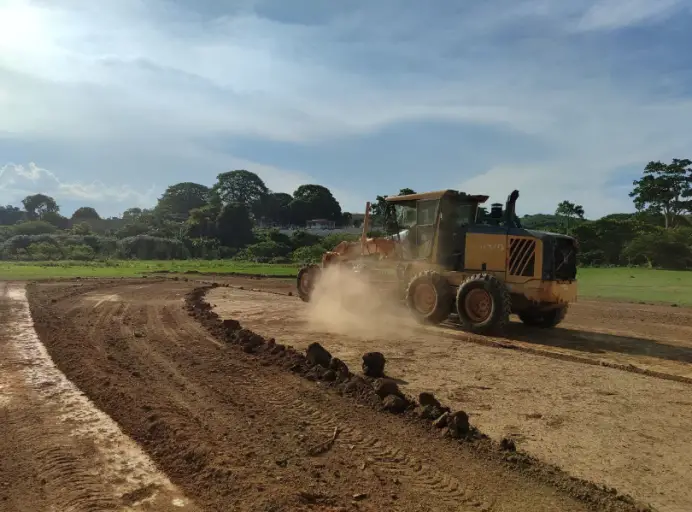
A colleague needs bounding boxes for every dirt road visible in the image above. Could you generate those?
[207,277,692,512]
[18,278,641,512]
[0,281,195,511]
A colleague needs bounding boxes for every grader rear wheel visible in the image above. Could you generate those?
[406,270,453,324]
[296,264,321,302]
[456,273,511,335]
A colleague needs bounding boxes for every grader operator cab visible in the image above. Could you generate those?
[296,188,578,334]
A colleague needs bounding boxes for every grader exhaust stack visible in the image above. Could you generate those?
[360,201,371,256]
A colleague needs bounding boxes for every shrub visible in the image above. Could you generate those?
[236,240,292,262]
[117,235,189,260]
[291,245,325,264]
[67,244,96,261]
[290,230,322,249]
[12,221,56,236]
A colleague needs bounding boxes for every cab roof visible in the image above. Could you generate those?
[384,189,489,203]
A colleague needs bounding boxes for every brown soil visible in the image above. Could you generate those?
[16,278,646,512]
[0,281,195,511]
[208,276,692,512]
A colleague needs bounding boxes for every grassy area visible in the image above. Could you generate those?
[576,267,692,306]
[0,260,300,280]
[1,261,690,306]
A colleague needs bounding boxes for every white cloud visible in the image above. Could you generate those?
[0,162,157,208]
[573,0,685,31]
[0,158,363,217]
[0,0,691,218]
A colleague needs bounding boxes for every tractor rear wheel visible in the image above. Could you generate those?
[519,305,568,328]
[456,273,511,335]
[296,264,321,302]
[406,270,453,324]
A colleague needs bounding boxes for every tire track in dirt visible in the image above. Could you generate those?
[140,291,478,508]
[142,290,478,507]
[222,284,692,387]
[0,283,196,512]
[25,279,610,512]
[259,393,475,507]
[438,322,692,386]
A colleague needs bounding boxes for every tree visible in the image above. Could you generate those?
[0,205,24,226]
[370,189,416,230]
[42,211,69,230]
[630,158,692,229]
[156,182,210,218]
[71,207,101,221]
[213,170,269,218]
[215,202,254,247]
[186,204,220,239]
[622,229,692,269]
[22,194,59,220]
[555,200,585,234]
[289,184,342,225]
[122,208,144,220]
[263,192,293,225]
[72,222,92,235]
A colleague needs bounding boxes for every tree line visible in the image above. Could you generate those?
[0,159,690,269]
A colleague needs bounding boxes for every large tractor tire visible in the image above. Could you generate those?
[455,273,511,335]
[405,270,453,324]
[296,264,321,302]
[519,304,568,328]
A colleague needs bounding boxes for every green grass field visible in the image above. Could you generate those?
[0,260,299,280]
[0,261,689,306]
[576,267,692,306]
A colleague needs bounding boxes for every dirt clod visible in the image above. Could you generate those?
[270,344,286,355]
[416,404,446,420]
[362,352,386,378]
[433,412,450,428]
[382,395,407,413]
[222,319,241,331]
[447,411,471,438]
[329,357,349,374]
[306,365,327,381]
[419,392,441,408]
[500,438,517,452]
[306,342,332,368]
[373,378,400,399]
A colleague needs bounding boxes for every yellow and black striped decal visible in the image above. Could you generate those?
[508,237,536,277]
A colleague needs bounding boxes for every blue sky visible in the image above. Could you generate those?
[1,0,691,218]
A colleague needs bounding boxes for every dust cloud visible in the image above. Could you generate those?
[305,264,418,339]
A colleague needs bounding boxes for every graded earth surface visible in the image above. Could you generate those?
[0,275,688,511]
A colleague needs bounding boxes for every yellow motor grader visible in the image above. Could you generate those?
[296,189,578,334]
